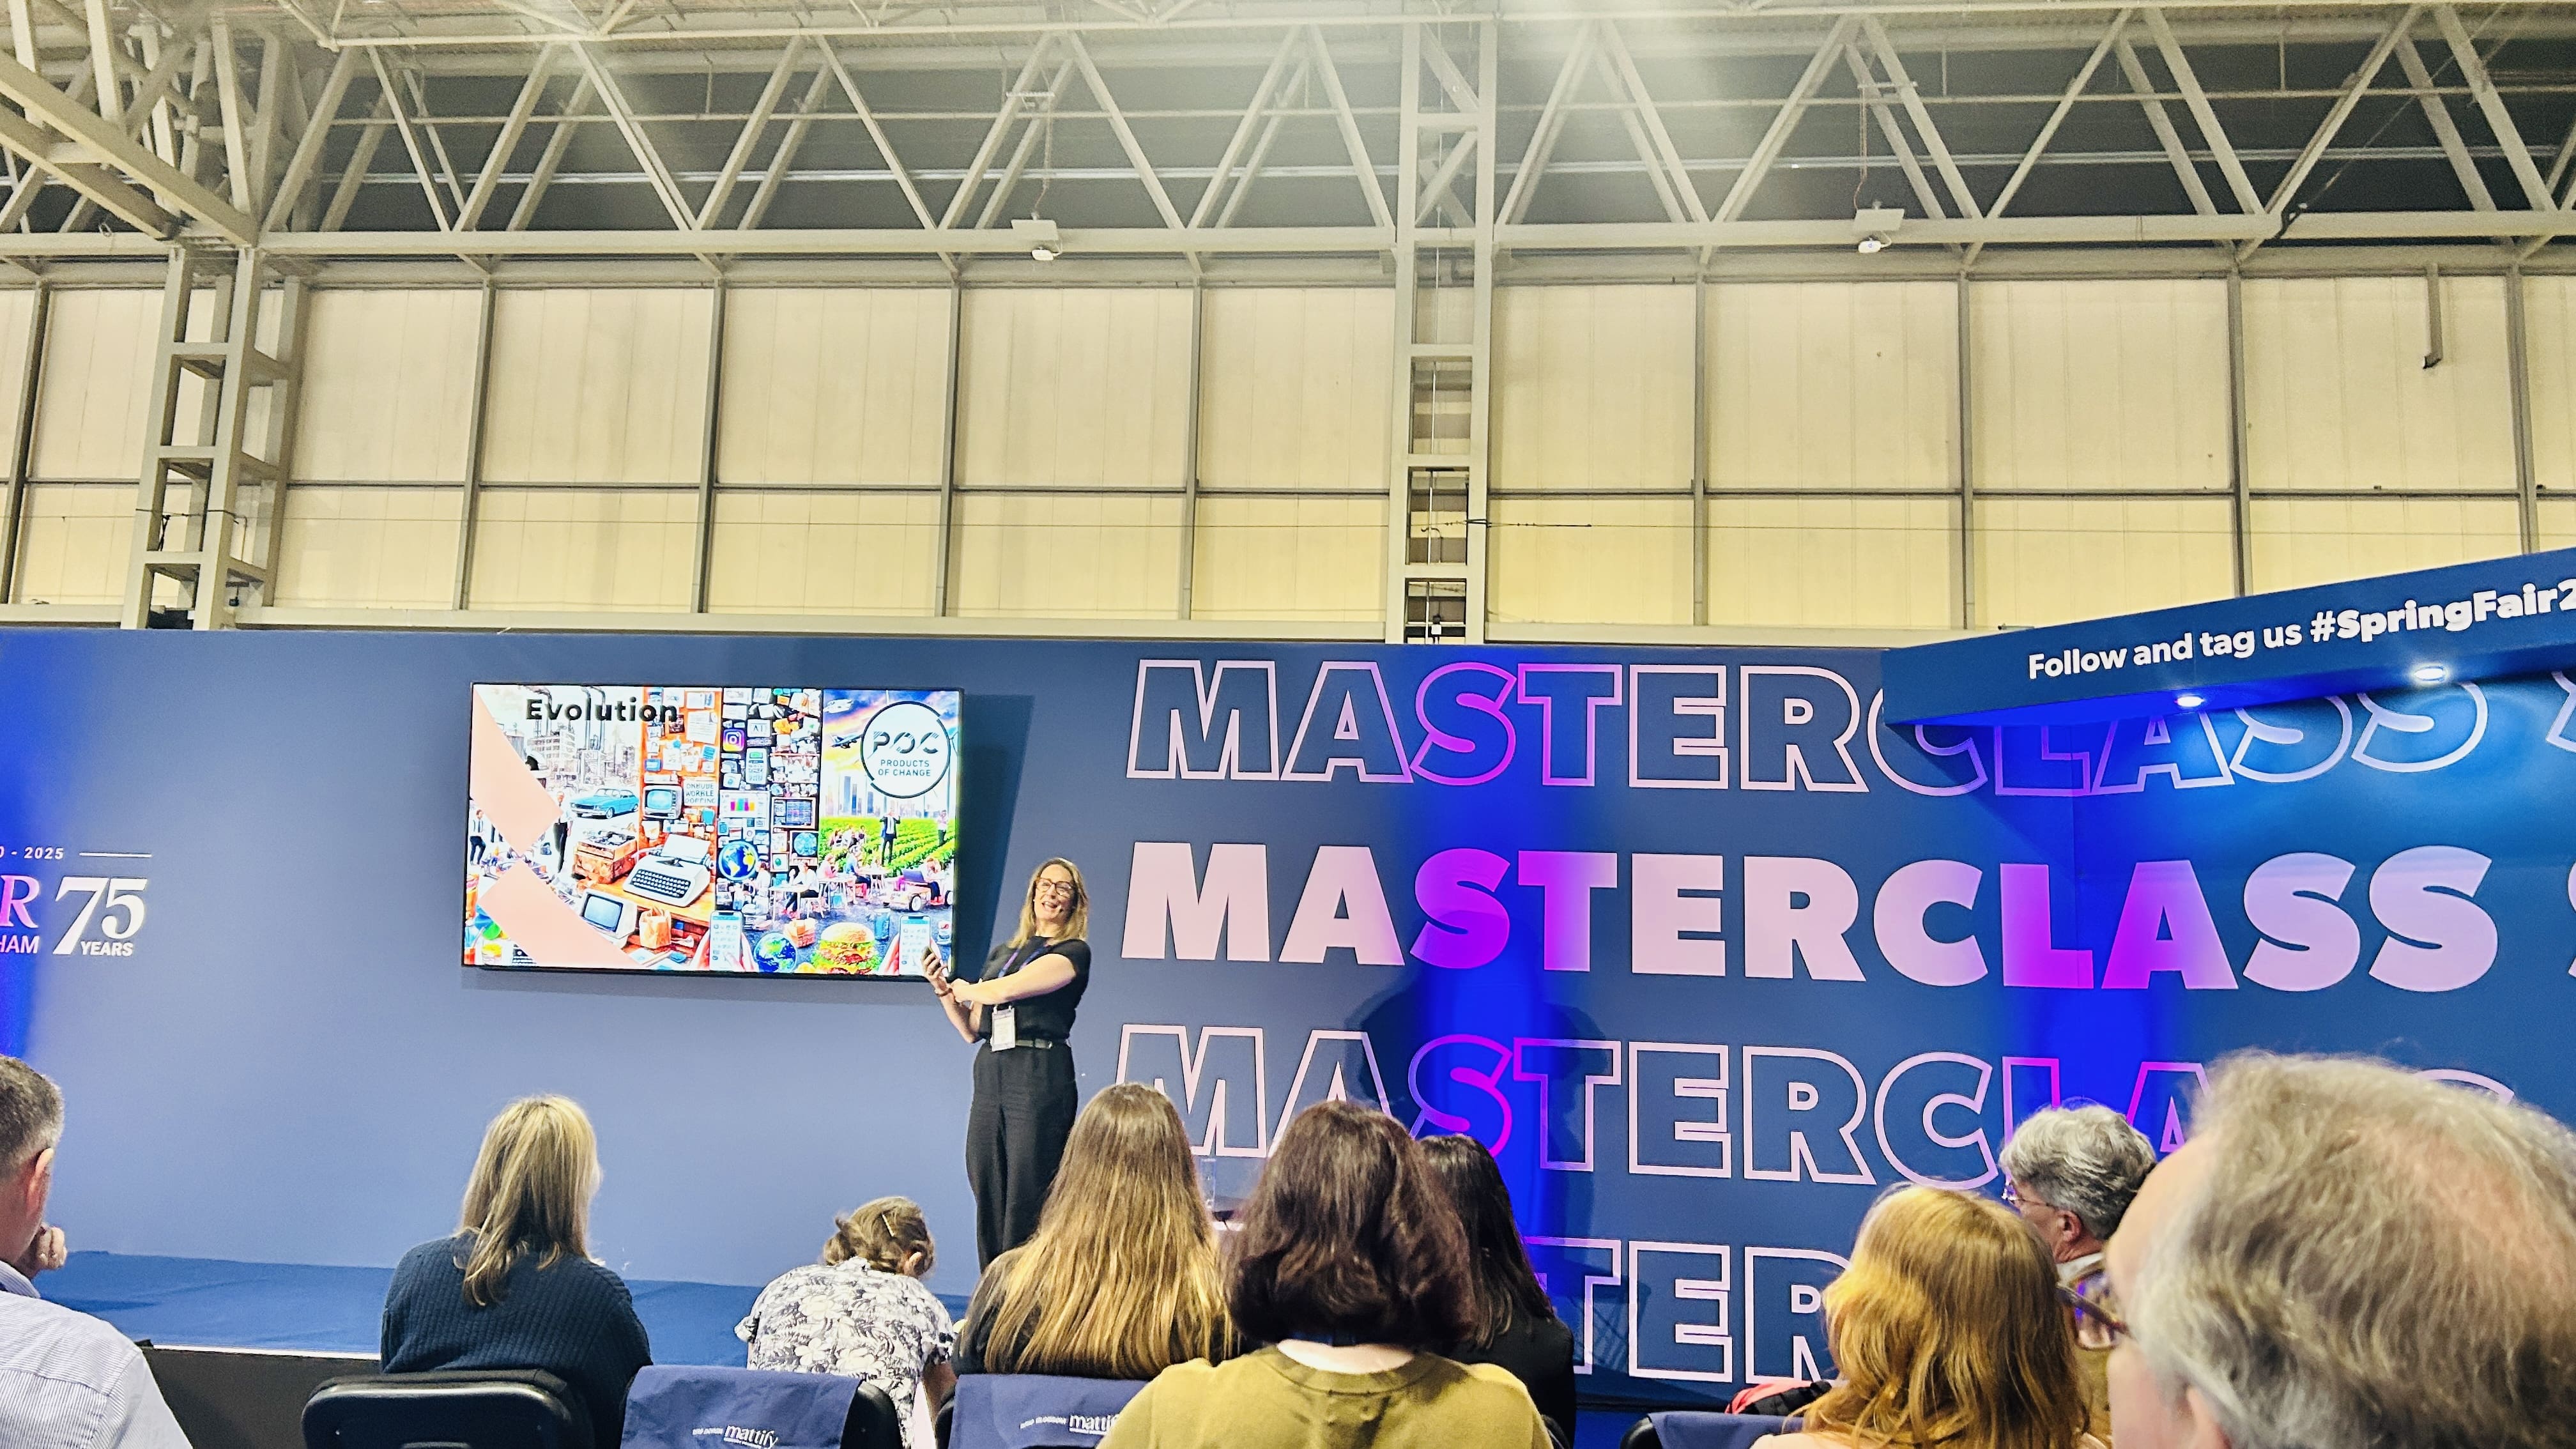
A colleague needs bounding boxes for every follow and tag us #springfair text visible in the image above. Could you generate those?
[2028,578,2576,682]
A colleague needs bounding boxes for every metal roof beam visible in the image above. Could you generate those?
[818,42,939,229]
[1862,16,1981,222]
[2395,33,2498,211]
[0,49,254,241]
[2432,3,2556,211]
[1717,17,1857,225]
[2142,7,2264,213]
[2115,38,2218,217]
[571,42,693,229]
[455,42,555,230]
[1188,27,1296,228]
[1842,40,1945,222]
[1307,24,1392,230]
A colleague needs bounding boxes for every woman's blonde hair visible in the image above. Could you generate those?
[824,1196,935,1276]
[1802,1186,2091,1449]
[456,1096,598,1308]
[981,1084,1232,1377]
[1006,857,1090,949]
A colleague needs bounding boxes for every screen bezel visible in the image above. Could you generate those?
[464,682,961,983]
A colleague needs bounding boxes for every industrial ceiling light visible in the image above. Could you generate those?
[1844,204,1906,255]
[1852,206,1904,256]
[1011,217,1061,262]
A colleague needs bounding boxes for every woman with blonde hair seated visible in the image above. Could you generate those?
[953,1082,1233,1379]
[381,1096,650,1449]
[739,1197,955,1448]
[1755,1185,2102,1449]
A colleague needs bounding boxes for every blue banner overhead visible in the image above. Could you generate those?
[1882,547,2576,725]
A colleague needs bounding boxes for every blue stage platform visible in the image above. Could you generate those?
[45,1250,770,1367]
[44,1252,1643,1447]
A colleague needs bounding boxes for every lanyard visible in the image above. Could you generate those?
[994,937,1048,979]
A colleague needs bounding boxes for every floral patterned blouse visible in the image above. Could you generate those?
[736,1259,956,1448]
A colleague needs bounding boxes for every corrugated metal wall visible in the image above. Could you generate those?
[6,275,2559,632]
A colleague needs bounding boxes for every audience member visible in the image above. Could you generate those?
[738,1196,954,1448]
[1416,1135,1575,1445]
[2107,1052,2576,1449]
[1755,1185,2099,1449]
[954,1083,1232,1378]
[1099,1101,1548,1449]
[0,1055,192,1449]
[2000,1105,2156,1443]
[380,1096,650,1449]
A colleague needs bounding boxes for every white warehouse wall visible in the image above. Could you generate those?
[4,273,2558,634]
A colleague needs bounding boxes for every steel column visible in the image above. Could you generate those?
[0,279,42,603]
[690,280,726,611]
[1177,279,1203,618]
[1955,273,1976,629]
[450,280,498,610]
[933,281,962,617]
[2227,266,2253,591]
[1690,272,1708,627]
[2506,264,2538,551]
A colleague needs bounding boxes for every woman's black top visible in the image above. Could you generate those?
[381,1233,652,1449]
[1448,1311,1577,1445]
[974,936,1091,1043]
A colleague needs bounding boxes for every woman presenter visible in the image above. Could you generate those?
[928,857,1093,1268]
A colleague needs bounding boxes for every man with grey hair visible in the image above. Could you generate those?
[0,1054,192,1448]
[2107,1052,2576,1449]
[2001,1104,2157,1443]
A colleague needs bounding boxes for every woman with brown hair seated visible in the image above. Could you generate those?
[1418,1135,1576,1445]
[953,1082,1233,1379]
[1754,1185,2104,1449]
[1099,1101,1549,1449]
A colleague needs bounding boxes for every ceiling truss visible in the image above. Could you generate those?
[0,1,2557,271]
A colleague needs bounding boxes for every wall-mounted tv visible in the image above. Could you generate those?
[465,685,959,977]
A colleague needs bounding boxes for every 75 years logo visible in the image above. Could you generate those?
[1,865,150,956]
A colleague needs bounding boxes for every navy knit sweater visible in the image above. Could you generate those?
[381,1232,654,1449]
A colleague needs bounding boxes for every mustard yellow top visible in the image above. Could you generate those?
[1099,1346,1552,1449]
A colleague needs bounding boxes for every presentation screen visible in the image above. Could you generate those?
[466,685,959,977]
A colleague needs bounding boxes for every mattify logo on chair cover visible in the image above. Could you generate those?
[687,1428,779,1448]
[1019,1411,1121,1439]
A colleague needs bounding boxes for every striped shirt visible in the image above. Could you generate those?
[0,1260,193,1449]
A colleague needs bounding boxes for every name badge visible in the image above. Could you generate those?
[990,1004,1018,1052]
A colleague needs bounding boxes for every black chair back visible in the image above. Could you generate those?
[302,1369,593,1449]
[841,1381,903,1449]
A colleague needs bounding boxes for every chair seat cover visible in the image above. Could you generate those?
[947,1375,1149,1449]
[620,1365,861,1449]
[1648,1410,1800,1449]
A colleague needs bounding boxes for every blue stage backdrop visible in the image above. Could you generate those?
[2,629,2572,1404]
